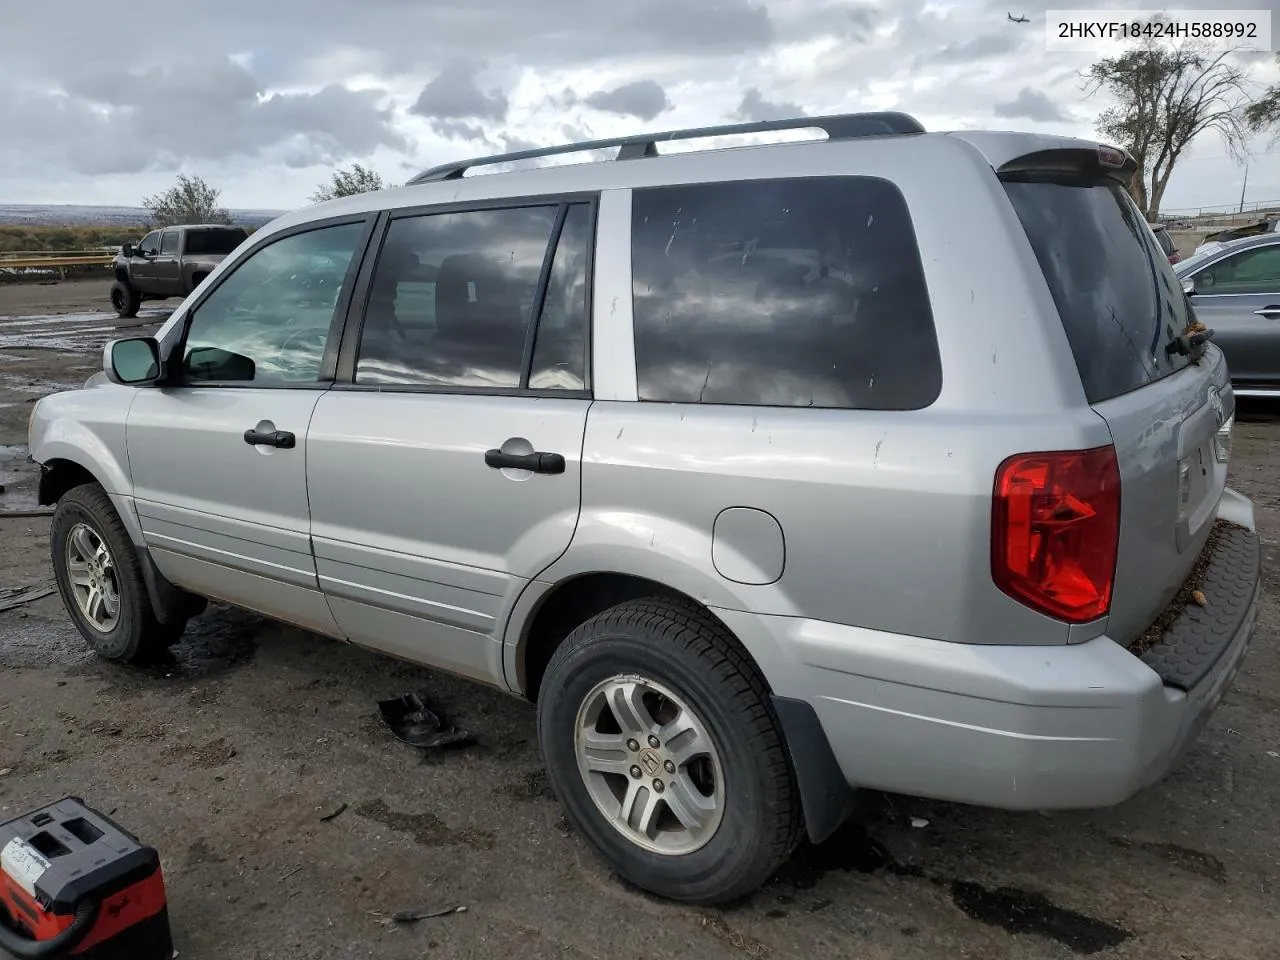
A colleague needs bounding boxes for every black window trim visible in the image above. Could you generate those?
[162,212,379,391]
[331,190,598,400]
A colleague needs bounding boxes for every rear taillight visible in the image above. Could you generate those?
[992,446,1121,623]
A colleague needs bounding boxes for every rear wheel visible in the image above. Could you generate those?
[110,280,140,319]
[50,483,186,662]
[536,597,803,903]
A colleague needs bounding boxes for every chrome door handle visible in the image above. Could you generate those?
[1253,306,1280,317]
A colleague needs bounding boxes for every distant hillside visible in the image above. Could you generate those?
[0,204,287,229]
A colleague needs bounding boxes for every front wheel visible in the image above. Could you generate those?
[109,280,140,319]
[50,484,186,662]
[537,598,803,904]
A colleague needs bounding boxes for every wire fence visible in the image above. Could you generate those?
[1157,200,1280,227]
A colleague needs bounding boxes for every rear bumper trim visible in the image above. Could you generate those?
[1134,520,1260,692]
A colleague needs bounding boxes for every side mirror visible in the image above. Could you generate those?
[121,242,134,258]
[185,346,256,382]
[1182,278,1195,297]
[103,337,162,386]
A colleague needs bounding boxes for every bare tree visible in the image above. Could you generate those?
[1085,37,1251,219]
[311,163,388,204]
[141,174,232,228]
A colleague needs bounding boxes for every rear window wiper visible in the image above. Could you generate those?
[1166,320,1215,361]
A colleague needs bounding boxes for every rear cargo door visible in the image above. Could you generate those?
[1003,175,1230,644]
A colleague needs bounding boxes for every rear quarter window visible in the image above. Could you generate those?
[1002,180,1192,403]
[630,176,941,410]
[185,229,248,257]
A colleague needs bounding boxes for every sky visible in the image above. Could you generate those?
[2,0,1279,214]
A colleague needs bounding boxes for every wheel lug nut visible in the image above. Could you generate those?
[664,760,675,774]
[629,765,642,779]
[652,779,665,793]
[647,735,660,748]
[627,739,640,752]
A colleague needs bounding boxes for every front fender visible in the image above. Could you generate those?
[29,387,138,499]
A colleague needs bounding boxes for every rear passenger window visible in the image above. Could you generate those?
[631,177,941,410]
[356,204,590,390]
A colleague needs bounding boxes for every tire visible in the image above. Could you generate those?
[110,280,140,319]
[537,597,803,904]
[50,483,186,663]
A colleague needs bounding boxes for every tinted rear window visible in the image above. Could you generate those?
[1153,228,1176,256]
[185,228,248,256]
[1002,180,1191,403]
[631,176,941,410]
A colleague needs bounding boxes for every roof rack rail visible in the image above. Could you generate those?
[406,111,925,184]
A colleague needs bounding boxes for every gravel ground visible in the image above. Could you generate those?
[1,280,1278,960]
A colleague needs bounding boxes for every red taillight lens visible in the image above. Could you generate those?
[991,446,1121,623]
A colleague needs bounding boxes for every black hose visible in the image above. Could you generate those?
[0,897,98,959]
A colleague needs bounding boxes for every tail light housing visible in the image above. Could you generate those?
[992,446,1121,623]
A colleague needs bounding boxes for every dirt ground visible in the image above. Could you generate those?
[2,279,1278,960]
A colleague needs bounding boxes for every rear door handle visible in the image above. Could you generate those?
[1253,305,1280,317]
[244,428,296,449]
[485,448,566,474]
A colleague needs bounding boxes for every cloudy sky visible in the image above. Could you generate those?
[2,0,1278,214]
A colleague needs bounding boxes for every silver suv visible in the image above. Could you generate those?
[28,113,1261,904]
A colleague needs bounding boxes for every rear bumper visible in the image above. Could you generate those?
[718,490,1261,811]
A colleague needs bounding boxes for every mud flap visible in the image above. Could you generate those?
[771,695,857,843]
[137,547,207,625]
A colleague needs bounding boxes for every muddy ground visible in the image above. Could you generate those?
[1,279,1278,960]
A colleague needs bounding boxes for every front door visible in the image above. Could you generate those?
[130,230,163,290]
[151,229,184,297]
[1187,239,1280,391]
[126,216,373,636]
[306,200,595,684]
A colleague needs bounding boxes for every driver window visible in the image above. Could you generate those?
[137,231,161,257]
[181,221,365,384]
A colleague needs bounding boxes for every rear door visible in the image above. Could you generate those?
[1182,239,1280,393]
[1003,174,1230,644]
[306,199,594,684]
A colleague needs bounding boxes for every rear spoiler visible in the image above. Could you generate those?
[995,144,1137,185]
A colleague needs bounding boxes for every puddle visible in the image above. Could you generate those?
[951,881,1131,955]
[0,309,170,328]
[771,820,1132,956]
[772,821,923,890]
[0,374,83,395]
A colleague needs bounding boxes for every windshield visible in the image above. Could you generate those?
[185,228,248,256]
[1002,178,1193,404]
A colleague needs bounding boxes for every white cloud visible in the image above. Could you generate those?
[0,0,1275,211]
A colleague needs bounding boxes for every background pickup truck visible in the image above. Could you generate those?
[110,224,249,317]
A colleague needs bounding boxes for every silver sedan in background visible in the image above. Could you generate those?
[1177,233,1280,398]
